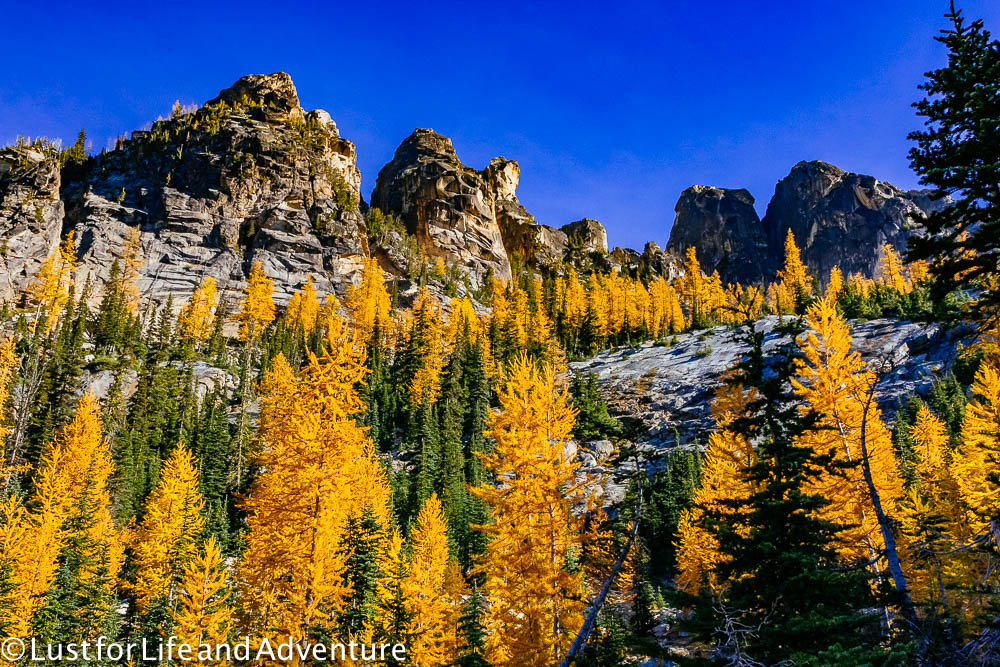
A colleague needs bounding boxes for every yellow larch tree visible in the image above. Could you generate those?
[345,256,391,345]
[563,267,587,334]
[0,338,17,481]
[678,247,706,326]
[584,273,608,345]
[28,231,78,332]
[170,536,232,656]
[237,321,392,644]
[177,276,219,347]
[283,276,321,337]
[236,261,276,345]
[898,405,985,617]
[3,393,119,635]
[471,355,585,667]
[408,287,446,405]
[907,259,929,287]
[951,360,1000,553]
[675,384,756,593]
[778,229,812,309]
[132,442,205,611]
[825,265,844,303]
[792,298,906,564]
[876,243,909,294]
[121,225,144,314]
[402,493,451,667]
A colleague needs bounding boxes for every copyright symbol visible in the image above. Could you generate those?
[1,637,25,661]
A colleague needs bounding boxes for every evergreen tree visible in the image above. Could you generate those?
[339,506,386,637]
[569,372,621,440]
[687,321,889,664]
[438,337,468,556]
[907,4,1000,315]
[457,584,489,667]
[191,389,233,548]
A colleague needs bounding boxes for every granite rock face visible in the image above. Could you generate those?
[666,186,768,284]
[570,316,965,451]
[760,160,943,280]
[62,72,367,307]
[370,129,512,285]
[371,129,614,281]
[0,146,64,302]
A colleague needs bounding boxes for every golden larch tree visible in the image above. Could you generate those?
[876,244,909,294]
[345,256,391,345]
[121,225,144,314]
[951,361,1000,552]
[3,393,118,635]
[778,228,811,306]
[792,298,906,563]
[237,322,392,643]
[28,231,78,331]
[471,355,585,667]
[178,276,219,347]
[236,261,276,344]
[675,384,756,593]
[132,442,206,610]
[171,536,232,655]
[402,493,452,667]
[825,265,844,303]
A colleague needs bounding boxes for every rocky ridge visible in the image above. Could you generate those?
[371,129,613,286]
[667,161,948,285]
[61,72,367,307]
[0,72,950,312]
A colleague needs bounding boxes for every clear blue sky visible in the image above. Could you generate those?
[2,1,997,251]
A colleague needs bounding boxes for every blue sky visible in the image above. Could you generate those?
[3,1,997,250]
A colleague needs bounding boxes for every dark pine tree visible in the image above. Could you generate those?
[906,3,1000,316]
[688,320,891,665]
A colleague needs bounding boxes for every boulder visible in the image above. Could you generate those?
[0,146,64,302]
[642,241,685,281]
[667,185,768,284]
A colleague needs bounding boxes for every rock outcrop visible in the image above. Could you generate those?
[0,146,64,302]
[760,160,942,280]
[371,129,613,281]
[62,72,367,306]
[571,316,965,451]
[370,129,513,285]
[666,186,768,284]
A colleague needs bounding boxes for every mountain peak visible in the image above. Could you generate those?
[205,72,300,113]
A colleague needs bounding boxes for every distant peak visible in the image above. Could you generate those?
[397,128,457,159]
[206,72,300,113]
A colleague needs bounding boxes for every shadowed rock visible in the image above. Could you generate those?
[667,185,768,285]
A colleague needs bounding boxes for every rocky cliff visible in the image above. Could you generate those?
[370,129,613,284]
[61,72,367,306]
[370,129,514,286]
[760,160,943,280]
[0,146,64,302]
[666,161,946,286]
[666,186,768,284]
[0,73,954,311]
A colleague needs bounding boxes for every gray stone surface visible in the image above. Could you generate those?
[760,160,947,281]
[570,316,965,451]
[0,146,64,302]
[62,72,368,308]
